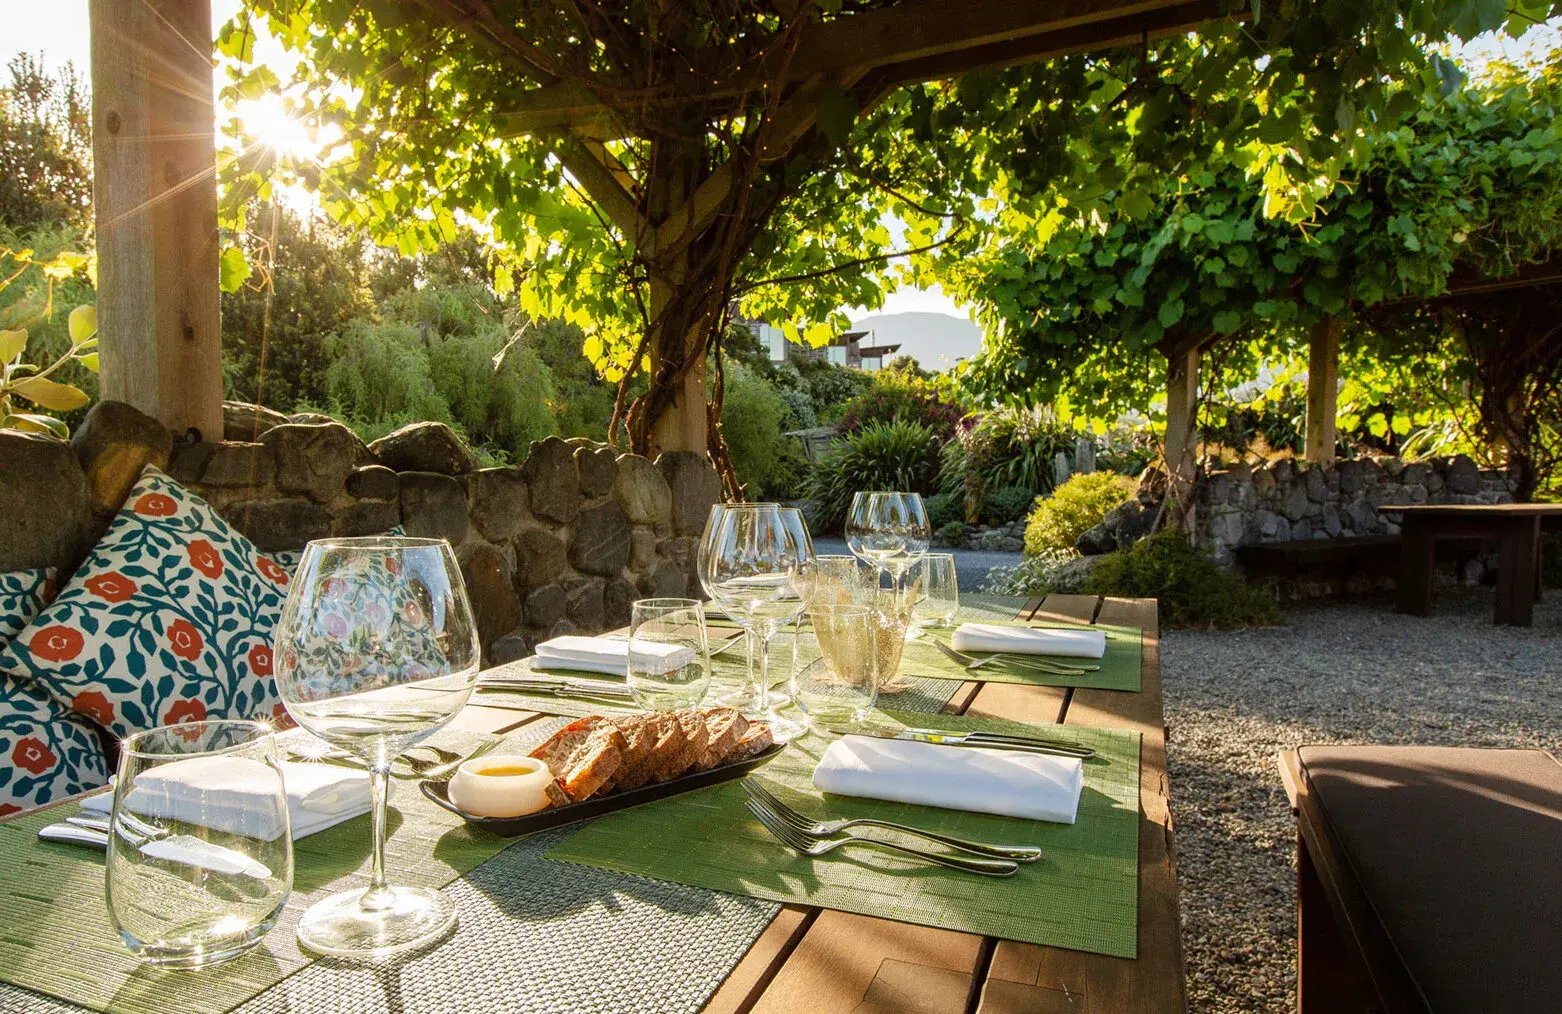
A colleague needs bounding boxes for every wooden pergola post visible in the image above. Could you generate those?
[1164,343,1200,489]
[1304,316,1340,465]
[90,0,224,440]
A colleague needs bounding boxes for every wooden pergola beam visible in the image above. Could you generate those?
[488,0,1224,137]
[90,0,223,439]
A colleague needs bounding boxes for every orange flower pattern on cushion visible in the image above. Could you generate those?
[0,674,108,814]
[0,467,285,740]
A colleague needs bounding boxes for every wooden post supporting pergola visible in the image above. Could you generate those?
[89,0,224,440]
[84,0,1229,457]
[1304,316,1340,465]
[1163,341,1201,525]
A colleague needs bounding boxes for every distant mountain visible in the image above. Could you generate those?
[849,311,982,372]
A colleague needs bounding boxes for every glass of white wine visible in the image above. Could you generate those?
[273,536,480,957]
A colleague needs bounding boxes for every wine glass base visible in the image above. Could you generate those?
[297,885,457,958]
[751,709,806,743]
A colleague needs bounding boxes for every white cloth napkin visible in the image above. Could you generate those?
[951,623,1107,659]
[812,735,1085,824]
[532,635,694,676]
[82,758,371,841]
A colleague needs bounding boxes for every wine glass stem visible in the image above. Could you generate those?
[361,763,394,912]
[755,629,772,713]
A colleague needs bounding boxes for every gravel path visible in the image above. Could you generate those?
[809,537,1020,590]
[1163,588,1562,1012]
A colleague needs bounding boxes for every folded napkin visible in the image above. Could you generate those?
[82,757,371,841]
[951,623,1106,659]
[812,735,1084,823]
[533,635,694,676]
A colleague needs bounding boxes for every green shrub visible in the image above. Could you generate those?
[981,548,1080,596]
[926,491,964,529]
[1085,532,1280,629]
[940,405,1075,519]
[837,371,964,438]
[1024,472,1138,556]
[982,485,1036,526]
[935,520,968,547]
[804,420,942,533]
[723,361,809,500]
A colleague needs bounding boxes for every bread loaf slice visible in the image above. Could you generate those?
[655,709,708,782]
[732,723,774,760]
[695,708,750,769]
[611,712,677,791]
[598,714,660,794]
[527,717,625,801]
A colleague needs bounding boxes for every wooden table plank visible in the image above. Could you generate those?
[979,596,1184,1014]
[733,594,1103,1013]
[703,906,817,1014]
[444,704,543,735]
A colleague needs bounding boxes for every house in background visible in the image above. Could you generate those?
[746,321,902,371]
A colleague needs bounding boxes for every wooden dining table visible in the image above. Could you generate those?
[1385,503,1562,626]
[0,593,1181,1013]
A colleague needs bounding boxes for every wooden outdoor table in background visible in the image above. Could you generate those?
[707,594,1182,1014]
[1385,503,1562,626]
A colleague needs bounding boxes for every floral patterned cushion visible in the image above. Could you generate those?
[0,567,55,644]
[0,674,109,816]
[0,467,290,739]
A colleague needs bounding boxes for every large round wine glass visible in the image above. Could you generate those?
[273,537,480,957]
[845,491,931,609]
[703,504,804,739]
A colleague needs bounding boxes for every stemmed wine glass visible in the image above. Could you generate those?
[703,504,806,740]
[273,537,480,957]
[845,491,931,612]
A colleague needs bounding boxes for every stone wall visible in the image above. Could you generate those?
[1197,454,1516,564]
[0,401,720,662]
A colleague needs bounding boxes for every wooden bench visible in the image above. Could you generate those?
[1279,746,1562,1013]
[1384,503,1562,625]
[1236,535,1400,583]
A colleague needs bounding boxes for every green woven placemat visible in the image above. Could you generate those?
[546,709,1143,958]
[900,621,1143,691]
[0,729,517,1014]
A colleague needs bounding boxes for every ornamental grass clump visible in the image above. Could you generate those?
[1023,472,1137,556]
[1085,532,1279,629]
[804,420,941,533]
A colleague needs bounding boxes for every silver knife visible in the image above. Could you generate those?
[828,726,1094,758]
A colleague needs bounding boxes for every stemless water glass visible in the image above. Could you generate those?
[627,598,710,710]
[793,603,878,727]
[106,720,291,967]
[908,552,960,633]
[703,504,805,739]
[846,491,931,610]
[273,536,480,957]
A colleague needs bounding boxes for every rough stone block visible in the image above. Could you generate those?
[523,583,566,628]
[604,576,637,628]
[0,430,89,571]
[1280,482,1310,521]
[514,528,567,588]
[200,441,274,487]
[1305,466,1328,503]
[261,422,372,502]
[575,446,618,498]
[1337,459,1364,494]
[223,401,289,441]
[629,526,658,571]
[333,499,401,536]
[489,632,531,665]
[71,401,172,515]
[564,576,605,630]
[639,557,689,598]
[398,471,469,545]
[460,541,521,649]
[570,500,631,576]
[165,441,215,485]
[519,436,581,524]
[228,498,330,552]
[345,465,399,502]
[368,421,477,476]
[614,454,674,524]
[1446,455,1481,495]
[655,450,720,535]
[469,467,529,542]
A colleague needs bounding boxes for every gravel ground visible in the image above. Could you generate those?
[1163,587,1562,1012]
[809,537,1019,589]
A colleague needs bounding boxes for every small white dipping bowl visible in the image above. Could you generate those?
[447,754,554,818]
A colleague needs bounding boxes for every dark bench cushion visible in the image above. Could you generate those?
[1298,745,1562,1013]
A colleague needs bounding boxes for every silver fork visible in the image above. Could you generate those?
[746,800,1018,877]
[743,780,1042,862]
[932,638,1097,676]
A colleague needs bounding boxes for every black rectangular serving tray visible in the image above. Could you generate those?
[420,742,787,837]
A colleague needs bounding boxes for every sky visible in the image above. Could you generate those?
[5,2,1559,325]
